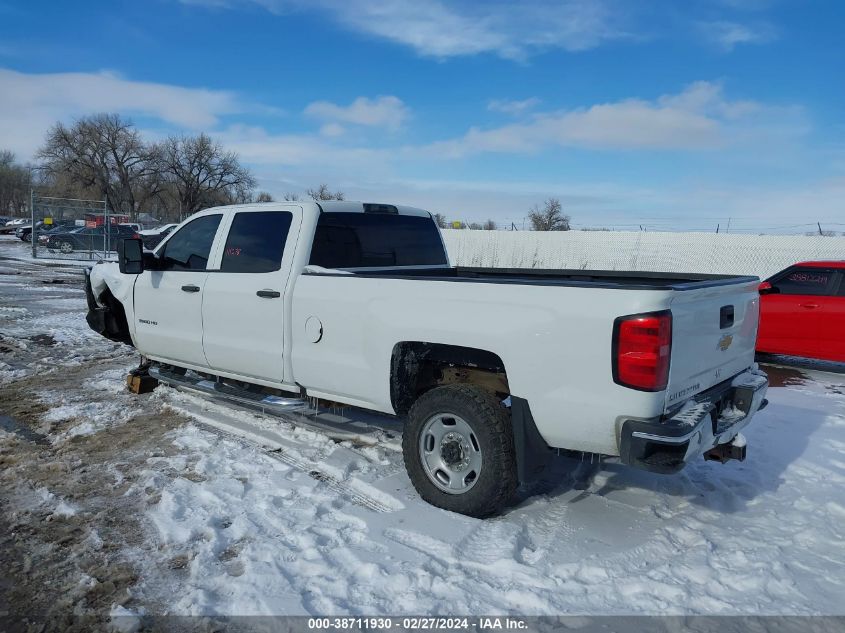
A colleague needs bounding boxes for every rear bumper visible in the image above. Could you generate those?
[619,367,768,474]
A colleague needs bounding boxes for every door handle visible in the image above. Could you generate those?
[799,303,819,309]
[256,289,281,298]
[181,285,201,293]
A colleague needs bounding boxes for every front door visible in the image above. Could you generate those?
[133,213,223,367]
[202,209,300,382]
[758,267,838,358]
[817,271,845,362]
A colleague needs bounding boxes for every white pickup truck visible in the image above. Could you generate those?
[85,201,768,517]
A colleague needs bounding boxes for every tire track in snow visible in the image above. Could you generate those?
[266,447,402,513]
[174,409,404,514]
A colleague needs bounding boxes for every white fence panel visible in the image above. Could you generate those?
[441,230,845,279]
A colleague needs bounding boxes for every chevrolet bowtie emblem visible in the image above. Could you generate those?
[718,334,733,351]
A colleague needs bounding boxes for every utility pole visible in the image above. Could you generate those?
[30,189,36,259]
[818,222,823,235]
[716,223,720,233]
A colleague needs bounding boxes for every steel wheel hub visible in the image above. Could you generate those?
[419,414,482,494]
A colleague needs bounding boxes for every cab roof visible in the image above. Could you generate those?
[793,260,845,269]
[212,200,432,218]
[317,201,431,217]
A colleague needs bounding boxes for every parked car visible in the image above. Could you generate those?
[85,201,768,516]
[34,221,84,244]
[15,222,43,241]
[757,261,845,362]
[138,223,178,250]
[15,220,76,242]
[0,218,27,234]
[46,225,140,254]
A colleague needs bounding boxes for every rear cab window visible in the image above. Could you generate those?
[771,267,838,296]
[309,212,447,269]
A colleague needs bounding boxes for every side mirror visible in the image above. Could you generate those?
[758,281,776,295]
[118,238,144,274]
[142,250,160,270]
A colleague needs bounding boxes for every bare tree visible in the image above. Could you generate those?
[528,198,570,231]
[483,219,497,231]
[468,222,483,230]
[37,114,157,219]
[306,183,345,201]
[433,212,447,228]
[283,192,301,201]
[254,191,274,203]
[0,151,32,217]
[155,133,256,217]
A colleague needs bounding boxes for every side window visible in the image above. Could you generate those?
[220,211,293,273]
[772,268,837,296]
[160,214,222,271]
[309,213,448,268]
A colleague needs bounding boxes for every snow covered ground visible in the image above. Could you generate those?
[1,238,844,623]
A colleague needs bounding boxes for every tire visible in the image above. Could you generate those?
[403,384,518,518]
[59,241,74,254]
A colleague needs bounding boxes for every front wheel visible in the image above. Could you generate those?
[403,384,518,517]
[59,241,74,254]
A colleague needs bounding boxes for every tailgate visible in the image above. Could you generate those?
[664,279,760,411]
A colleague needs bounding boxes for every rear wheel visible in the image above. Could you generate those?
[403,384,518,517]
[59,241,74,254]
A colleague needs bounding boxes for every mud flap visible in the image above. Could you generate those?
[510,396,553,484]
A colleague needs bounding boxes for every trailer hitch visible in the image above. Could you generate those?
[704,433,747,464]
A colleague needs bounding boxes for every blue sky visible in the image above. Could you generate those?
[1,0,843,232]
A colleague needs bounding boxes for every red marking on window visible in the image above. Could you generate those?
[788,272,828,285]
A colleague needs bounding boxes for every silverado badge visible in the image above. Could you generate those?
[718,334,733,351]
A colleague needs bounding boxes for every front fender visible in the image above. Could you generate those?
[84,264,135,346]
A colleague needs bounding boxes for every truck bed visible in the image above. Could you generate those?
[307,266,759,291]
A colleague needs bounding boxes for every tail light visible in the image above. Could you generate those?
[612,310,672,391]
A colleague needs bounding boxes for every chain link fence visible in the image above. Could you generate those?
[29,195,125,261]
[441,229,845,280]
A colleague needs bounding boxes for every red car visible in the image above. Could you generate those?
[757,261,845,362]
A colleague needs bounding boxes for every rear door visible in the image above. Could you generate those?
[133,213,224,368]
[664,281,760,409]
[201,208,301,382]
[758,266,839,358]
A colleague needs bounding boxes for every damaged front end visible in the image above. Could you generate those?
[84,266,134,346]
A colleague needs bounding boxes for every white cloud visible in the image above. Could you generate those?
[305,95,409,130]
[0,67,244,158]
[698,20,776,51]
[181,0,630,59]
[319,122,346,137]
[488,98,541,116]
[213,124,392,169]
[424,81,800,157]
